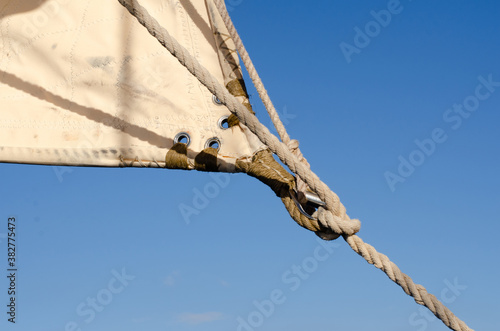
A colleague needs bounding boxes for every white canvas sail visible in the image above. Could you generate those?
[0,2,480,330]
[0,0,264,171]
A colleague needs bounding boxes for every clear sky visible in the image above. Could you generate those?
[1,1,500,331]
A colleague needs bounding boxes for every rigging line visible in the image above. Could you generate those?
[116,1,473,330]
[212,0,291,145]
[212,0,311,194]
[116,0,360,241]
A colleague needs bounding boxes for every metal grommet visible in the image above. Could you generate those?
[205,137,221,151]
[212,95,222,105]
[217,115,229,130]
[174,132,191,146]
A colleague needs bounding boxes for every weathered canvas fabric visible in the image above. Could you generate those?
[0,0,264,171]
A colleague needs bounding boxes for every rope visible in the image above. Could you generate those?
[345,235,471,331]
[117,0,358,236]
[212,0,311,195]
[237,149,341,240]
[212,0,290,144]
[116,1,473,330]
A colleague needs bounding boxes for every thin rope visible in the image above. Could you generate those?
[116,1,473,330]
[212,0,290,144]
[212,0,311,194]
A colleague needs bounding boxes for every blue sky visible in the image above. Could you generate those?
[1,1,500,330]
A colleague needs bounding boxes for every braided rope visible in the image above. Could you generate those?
[116,1,473,330]
[238,149,341,240]
[345,235,471,331]
[212,0,311,194]
[116,0,359,236]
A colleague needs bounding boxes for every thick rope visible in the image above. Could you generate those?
[241,150,472,329]
[237,149,341,240]
[212,0,310,194]
[116,0,359,236]
[116,1,473,330]
[345,235,472,331]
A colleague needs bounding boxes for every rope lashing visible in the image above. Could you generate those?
[117,1,473,330]
[212,0,360,242]
[212,0,313,199]
[165,143,190,170]
[225,79,254,128]
[211,0,291,144]
[236,149,360,239]
[164,142,220,172]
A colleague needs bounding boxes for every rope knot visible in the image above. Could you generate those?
[313,206,361,241]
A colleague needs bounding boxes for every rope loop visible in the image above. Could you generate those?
[237,149,360,240]
[314,206,361,240]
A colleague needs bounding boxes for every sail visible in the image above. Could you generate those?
[0,0,264,172]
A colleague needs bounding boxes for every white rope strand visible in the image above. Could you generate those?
[212,0,311,194]
[345,234,472,331]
